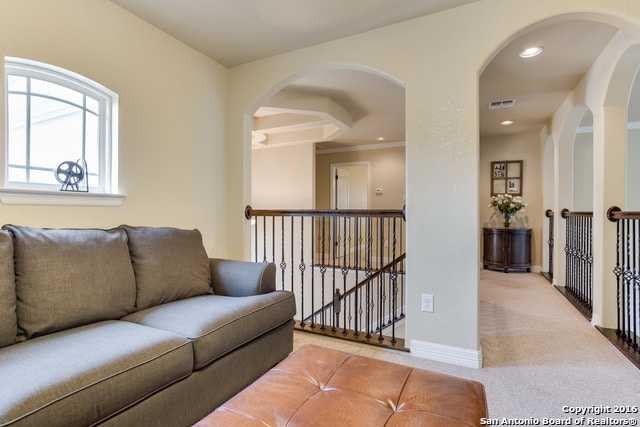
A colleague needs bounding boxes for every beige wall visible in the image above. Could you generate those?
[480,132,543,268]
[315,146,406,210]
[252,144,315,209]
[0,0,230,256]
[227,0,640,361]
[573,131,594,211]
[627,128,640,209]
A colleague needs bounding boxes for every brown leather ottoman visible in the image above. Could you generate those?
[194,344,488,426]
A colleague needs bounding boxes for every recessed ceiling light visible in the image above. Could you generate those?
[519,46,544,58]
[376,136,386,141]
[501,120,514,126]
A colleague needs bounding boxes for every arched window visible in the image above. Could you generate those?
[4,57,117,193]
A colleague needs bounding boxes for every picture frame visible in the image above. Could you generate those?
[491,160,522,196]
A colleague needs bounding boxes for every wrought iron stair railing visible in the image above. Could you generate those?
[606,207,640,368]
[245,206,407,351]
[541,209,554,283]
[559,208,593,319]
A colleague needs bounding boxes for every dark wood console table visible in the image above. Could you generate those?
[483,227,531,272]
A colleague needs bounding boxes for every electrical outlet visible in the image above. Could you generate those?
[421,294,434,312]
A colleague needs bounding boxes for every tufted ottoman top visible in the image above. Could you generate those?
[194,344,488,426]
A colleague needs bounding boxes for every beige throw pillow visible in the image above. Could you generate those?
[121,226,212,310]
[0,230,17,347]
[4,225,136,340]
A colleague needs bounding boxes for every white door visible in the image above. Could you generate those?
[335,167,351,209]
[331,163,369,265]
[332,164,369,209]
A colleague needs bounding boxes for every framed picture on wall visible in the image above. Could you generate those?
[491,160,522,196]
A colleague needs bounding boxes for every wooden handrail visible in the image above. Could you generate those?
[245,205,405,220]
[607,206,640,221]
[561,208,593,218]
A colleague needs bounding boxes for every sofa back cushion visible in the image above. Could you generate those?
[4,225,136,340]
[0,230,17,348]
[121,226,212,310]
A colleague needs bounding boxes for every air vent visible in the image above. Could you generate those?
[488,99,516,109]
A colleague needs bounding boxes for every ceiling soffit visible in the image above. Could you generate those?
[252,90,352,148]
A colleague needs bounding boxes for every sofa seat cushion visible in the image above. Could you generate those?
[3,225,136,340]
[0,230,16,348]
[121,226,213,310]
[122,291,296,370]
[0,320,193,427]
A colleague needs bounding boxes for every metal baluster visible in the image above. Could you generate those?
[588,215,593,309]
[581,216,585,302]
[568,216,573,294]
[342,214,348,334]
[545,210,554,281]
[320,217,327,329]
[271,216,275,265]
[577,216,582,301]
[331,217,337,332]
[580,216,589,306]
[253,215,258,262]
[378,217,385,342]
[549,212,554,278]
[298,217,305,327]
[585,216,589,304]
[623,217,629,341]
[354,216,360,336]
[567,216,571,293]
[390,216,398,344]
[280,216,286,291]
[333,288,341,332]
[366,216,372,339]
[262,215,267,263]
[290,217,294,293]
[627,218,632,342]
[310,216,315,329]
[400,218,405,319]
[633,219,638,349]
[569,216,575,297]
[623,218,629,341]
[614,216,623,338]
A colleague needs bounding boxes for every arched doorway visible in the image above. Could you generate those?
[480,20,617,283]
[480,13,640,366]
[246,64,409,348]
[248,65,406,211]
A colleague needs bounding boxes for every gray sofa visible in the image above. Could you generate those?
[0,225,296,427]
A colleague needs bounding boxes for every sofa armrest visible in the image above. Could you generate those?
[209,259,276,296]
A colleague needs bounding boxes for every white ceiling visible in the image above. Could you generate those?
[111,0,481,67]
[480,20,618,137]
[111,0,622,148]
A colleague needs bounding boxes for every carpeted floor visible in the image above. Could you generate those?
[293,269,640,422]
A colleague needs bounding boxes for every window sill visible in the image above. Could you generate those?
[0,188,126,207]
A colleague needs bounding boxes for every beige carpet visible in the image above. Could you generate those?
[294,270,640,422]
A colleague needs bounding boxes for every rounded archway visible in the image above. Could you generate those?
[246,64,409,346]
[478,15,640,347]
[247,64,406,212]
[479,19,617,276]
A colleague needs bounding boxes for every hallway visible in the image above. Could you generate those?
[294,270,640,421]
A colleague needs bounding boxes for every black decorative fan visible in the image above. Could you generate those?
[55,160,88,192]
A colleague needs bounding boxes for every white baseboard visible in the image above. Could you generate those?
[410,339,483,369]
